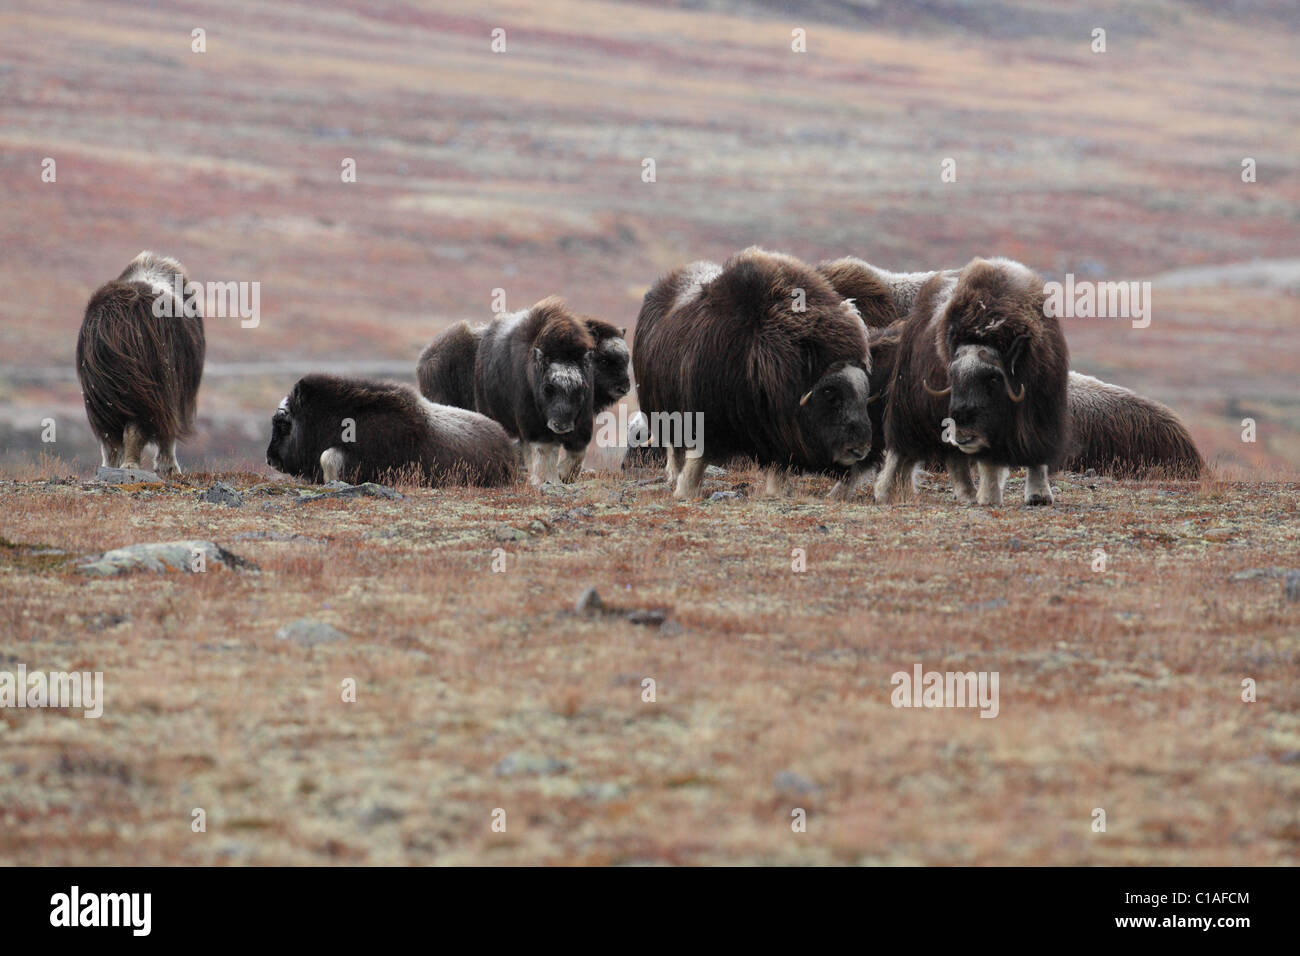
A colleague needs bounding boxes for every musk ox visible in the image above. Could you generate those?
[75,251,205,476]
[473,297,597,485]
[815,257,950,330]
[1063,372,1204,477]
[879,257,1069,506]
[633,247,874,500]
[265,374,516,487]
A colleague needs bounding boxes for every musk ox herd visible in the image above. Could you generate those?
[75,247,1204,504]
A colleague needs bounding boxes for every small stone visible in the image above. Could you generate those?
[493,525,529,542]
[95,466,162,484]
[77,540,256,576]
[1084,468,1097,479]
[275,618,348,646]
[1285,571,1300,603]
[494,752,568,777]
[575,587,604,614]
[773,770,821,797]
[704,465,727,478]
[710,490,743,501]
[199,481,243,507]
[1007,537,1023,552]
[626,608,667,626]
[295,482,403,503]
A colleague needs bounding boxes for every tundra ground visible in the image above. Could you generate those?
[1,462,1297,865]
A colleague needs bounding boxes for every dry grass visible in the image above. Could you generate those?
[0,462,1297,865]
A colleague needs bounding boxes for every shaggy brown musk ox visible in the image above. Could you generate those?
[473,297,597,485]
[265,374,516,487]
[633,247,874,499]
[880,257,1069,506]
[1063,372,1203,477]
[75,251,205,476]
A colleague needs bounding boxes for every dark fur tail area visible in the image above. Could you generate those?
[76,281,205,446]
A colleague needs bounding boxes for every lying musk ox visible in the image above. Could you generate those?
[75,251,205,476]
[1064,372,1204,477]
[880,257,1069,506]
[265,374,516,486]
[633,247,874,499]
[473,297,597,485]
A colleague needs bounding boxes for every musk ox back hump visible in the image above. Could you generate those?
[633,247,869,468]
[76,251,205,447]
[417,321,482,408]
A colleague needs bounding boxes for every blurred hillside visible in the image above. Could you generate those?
[0,0,1296,472]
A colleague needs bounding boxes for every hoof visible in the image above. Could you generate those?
[1025,493,1053,506]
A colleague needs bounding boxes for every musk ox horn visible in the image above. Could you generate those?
[922,378,952,398]
[1004,377,1026,402]
[799,389,813,406]
[866,391,882,405]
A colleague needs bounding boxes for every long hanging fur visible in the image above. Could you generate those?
[1063,372,1204,477]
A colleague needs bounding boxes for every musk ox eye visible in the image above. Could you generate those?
[543,384,557,400]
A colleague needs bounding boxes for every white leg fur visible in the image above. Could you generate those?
[558,446,585,482]
[946,455,976,504]
[873,450,913,503]
[530,443,560,486]
[1025,464,1054,505]
[976,461,1008,506]
[100,440,123,468]
[320,447,345,483]
[155,439,182,478]
[121,422,146,469]
[666,446,684,485]
[763,466,788,498]
[673,453,706,500]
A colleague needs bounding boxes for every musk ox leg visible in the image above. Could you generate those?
[121,422,147,469]
[946,455,977,504]
[673,453,706,500]
[665,446,684,485]
[1024,464,1054,506]
[976,461,1008,506]
[320,447,346,483]
[154,439,182,478]
[99,438,124,468]
[530,443,561,486]
[828,461,873,501]
[873,450,914,504]
[763,466,788,498]
[558,445,586,482]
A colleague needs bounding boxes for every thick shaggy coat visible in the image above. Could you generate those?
[880,257,1069,506]
[265,374,516,486]
[1064,372,1204,477]
[473,297,597,484]
[75,251,205,476]
[633,247,873,499]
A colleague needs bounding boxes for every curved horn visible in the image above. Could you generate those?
[799,389,813,406]
[922,378,952,398]
[866,391,882,405]
[1004,378,1026,403]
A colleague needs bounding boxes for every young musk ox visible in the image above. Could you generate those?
[265,374,515,486]
[633,247,874,500]
[880,257,1069,506]
[473,297,597,485]
[76,251,205,476]
[1063,372,1204,477]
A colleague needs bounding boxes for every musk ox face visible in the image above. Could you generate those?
[593,334,631,405]
[265,397,296,473]
[942,339,1029,455]
[798,361,872,466]
[532,348,592,435]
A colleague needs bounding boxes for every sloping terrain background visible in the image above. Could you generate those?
[0,0,1297,472]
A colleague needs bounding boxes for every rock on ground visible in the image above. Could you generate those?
[77,540,256,576]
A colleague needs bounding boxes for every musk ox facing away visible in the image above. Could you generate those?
[416,320,482,408]
[815,257,951,331]
[473,297,597,485]
[1064,372,1204,477]
[633,247,874,500]
[880,257,1069,506]
[76,251,205,476]
[265,374,516,487]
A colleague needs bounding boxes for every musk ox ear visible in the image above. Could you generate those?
[1007,333,1032,378]
[619,327,627,338]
